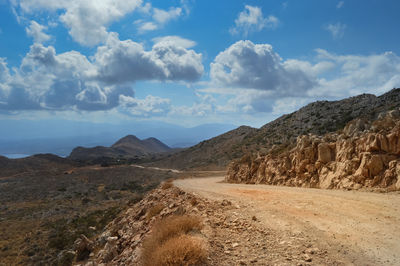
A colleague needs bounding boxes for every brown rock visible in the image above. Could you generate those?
[318,143,332,163]
[226,109,400,191]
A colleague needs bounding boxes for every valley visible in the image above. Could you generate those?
[1,89,400,265]
[0,163,177,265]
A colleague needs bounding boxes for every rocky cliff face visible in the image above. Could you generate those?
[226,109,400,191]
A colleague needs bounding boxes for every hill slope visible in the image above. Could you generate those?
[0,154,78,177]
[227,109,400,190]
[152,126,258,169]
[154,88,400,169]
[69,135,171,161]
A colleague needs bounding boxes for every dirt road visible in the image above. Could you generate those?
[175,175,400,265]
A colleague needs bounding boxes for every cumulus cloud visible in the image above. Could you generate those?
[214,90,274,114]
[310,49,400,97]
[324,22,346,39]
[25,20,51,43]
[13,0,143,46]
[152,35,196,49]
[207,41,400,115]
[171,93,217,116]
[94,33,203,84]
[0,43,129,111]
[119,94,171,117]
[0,58,11,104]
[0,33,203,113]
[210,40,314,96]
[230,5,279,36]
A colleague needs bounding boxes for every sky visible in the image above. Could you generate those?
[0,0,400,129]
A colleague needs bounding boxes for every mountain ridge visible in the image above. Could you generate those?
[152,88,400,169]
[69,135,171,161]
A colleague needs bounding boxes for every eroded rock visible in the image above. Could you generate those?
[226,110,400,191]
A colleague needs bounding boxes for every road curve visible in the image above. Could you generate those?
[174,176,400,265]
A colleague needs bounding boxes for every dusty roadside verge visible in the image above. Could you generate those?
[175,176,400,265]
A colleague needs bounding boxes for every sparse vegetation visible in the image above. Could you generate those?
[0,164,176,265]
[141,215,206,266]
[161,181,174,190]
[146,204,165,220]
[150,235,208,266]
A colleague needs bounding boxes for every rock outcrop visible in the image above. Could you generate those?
[154,88,400,170]
[226,109,400,191]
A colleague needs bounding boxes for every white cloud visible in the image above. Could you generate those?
[152,35,196,49]
[95,33,203,84]
[25,20,51,43]
[153,7,182,24]
[171,93,217,116]
[210,40,314,96]
[206,42,400,115]
[0,33,204,113]
[324,22,346,39]
[138,21,158,32]
[13,0,191,43]
[136,4,187,33]
[119,94,171,117]
[337,1,344,9]
[139,2,152,14]
[283,59,335,77]
[272,97,312,115]
[309,49,400,97]
[13,0,143,46]
[0,58,11,103]
[221,90,274,114]
[230,5,279,36]
[5,43,122,110]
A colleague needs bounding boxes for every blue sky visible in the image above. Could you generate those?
[1,0,400,129]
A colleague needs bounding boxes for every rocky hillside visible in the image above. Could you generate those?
[69,135,171,161]
[226,109,400,191]
[71,182,338,266]
[154,89,400,169]
[0,153,78,177]
[152,126,257,169]
[244,89,400,152]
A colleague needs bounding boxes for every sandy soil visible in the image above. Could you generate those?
[175,175,400,265]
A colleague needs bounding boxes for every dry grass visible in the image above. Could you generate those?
[141,215,206,266]
[146,204,164,220]
[161,182,174,190]
[152,235,208,266]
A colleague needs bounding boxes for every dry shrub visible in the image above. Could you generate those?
[190,197,198,206]
[141,215,204,266]
[161,182,174,190]
[146,204,164,220]
[152,235,208,266]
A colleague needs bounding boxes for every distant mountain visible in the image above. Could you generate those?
[69,135,171,161]
[153,88,400,169]
[0,154,78,178]
[0,121,236,157]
